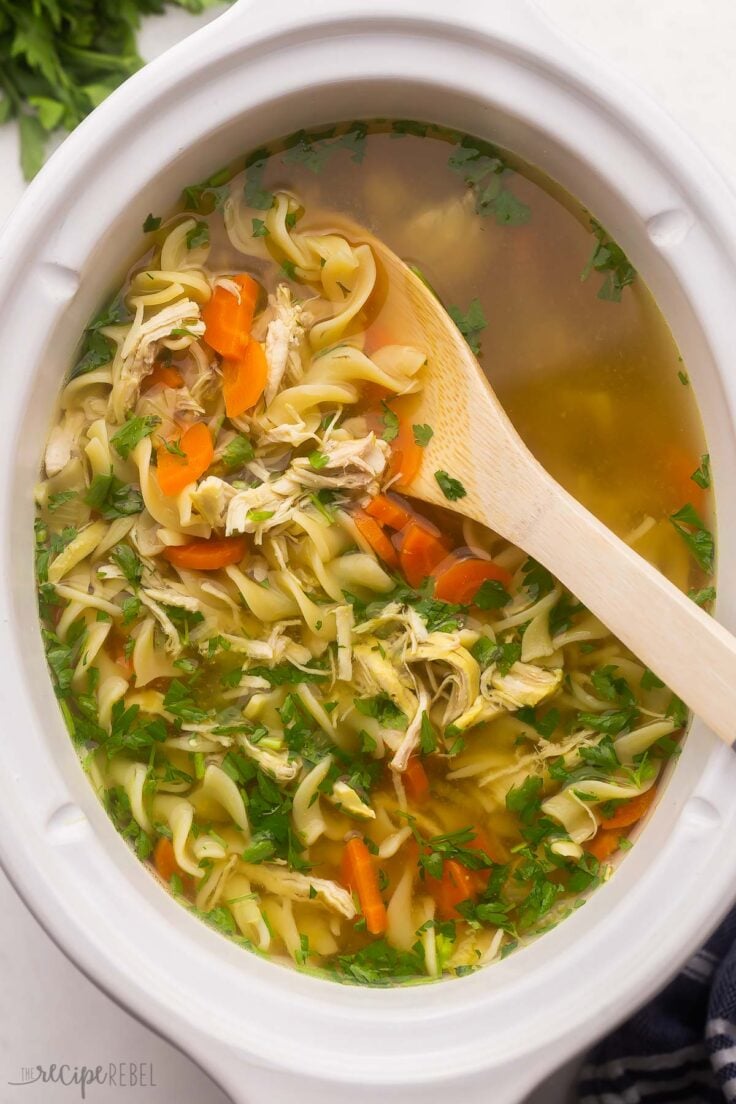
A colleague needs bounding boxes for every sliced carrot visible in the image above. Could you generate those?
[425,859,475,921]
[153,837,179,882]
[341,836,387,936]
[433,555,513,604]
[156,422,214,496]
[387,417,424,490]
[354,512,399,568]
[403,757,430,803]
[163,535,247,571]
[585,829,624,862]
[141,362,184,393]
[202,274,259,359]
[222,339,268,418]
[364,493,414,531]
[396,519,450,588]
[600,787,657,830]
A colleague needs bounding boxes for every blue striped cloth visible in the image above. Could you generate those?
[578,908,736,1103]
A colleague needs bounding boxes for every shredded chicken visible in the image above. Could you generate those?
[491,662,564,709]
[264,286,306,405]
[112,299,204,421]
[239,863,356,918]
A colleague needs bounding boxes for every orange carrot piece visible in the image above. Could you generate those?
[222,339,268,418]
[156,422,214,496]
[397,519,450,588]
[163,536,247,571]
[363,324,396,356]
[341,836,387,936]
[364,493,414,531]
[202,274,259,359]
[464,827,506,892]
[426,859,476,921]
[354,512,399,568]
[664,446,706,512]
[141,362,184,393]
[153,837,179,882]
[387,418,424,490]
[585,829,624,862]
[600,787,657,830]
[403,757,430,803]
[433,555,513,604]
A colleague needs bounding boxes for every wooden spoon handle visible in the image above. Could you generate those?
[513,476,732,746]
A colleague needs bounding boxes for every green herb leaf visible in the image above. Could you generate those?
[84,472,143,520]
[689,585,716,607]
[111,543,143,588]
[221,435,255,468]
[143,214,161,232]
[691,453,711,490]
[669,503,715,573]
[186,220,209,249]
[447,298,487,356]
[110,414,160,460]
[434,470,467,501]
[380,401,400,443]
[308,450,329,470]
[251,218,269,237]
[412,424,433,447]
[580,219,636,302]
[474,579,511,610]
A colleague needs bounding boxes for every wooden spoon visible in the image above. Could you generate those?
[355,228,735,747]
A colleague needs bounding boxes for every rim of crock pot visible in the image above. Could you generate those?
[1,0,736,1092]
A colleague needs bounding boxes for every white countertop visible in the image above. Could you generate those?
[2,3,734,1101]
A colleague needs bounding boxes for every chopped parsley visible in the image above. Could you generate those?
[412,424,433,447]
[308,450,329,470]
[669,503,714,573]
[143,214,161,232]
[474,579,511,610]
[448,137,530,226]
[85,471,143,520]
[434,470,467,501]
[380,401,400,442]
[447,298,487,356]
[689,585,716,607]
[580,219,636,301]
[691,454,711,490]
[186,220,210,249]
[221,435,255,468]
[251,218,269,237]
[110,414,160,460]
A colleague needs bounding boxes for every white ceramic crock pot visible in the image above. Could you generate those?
[2,2,736,1101]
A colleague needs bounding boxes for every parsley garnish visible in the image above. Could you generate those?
[689,585,716,607]
[110,543,143,587]
[434,470,466,501]
[47,490,77,513]
[110,414,160,460]
[247,509,275,523]
[412,424,433,447]
[182,166,231,213]
[448,138,530,226]
[669,503,714,573]
[251,218,269,237]
[186,220,209,249]
[221,435,254,468]
[380,401,400,442]
[243,149,274,211]
[580,219,636,301]
[85,471,143,520]
[474,579,511,610]
[143,214,161,232]
[308,450,329,470]
[691,453,711,490]
[447,298,487,356]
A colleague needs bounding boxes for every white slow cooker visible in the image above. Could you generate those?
[2,2,736,1101]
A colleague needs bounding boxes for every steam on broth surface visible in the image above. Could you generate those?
[35,121,714,984]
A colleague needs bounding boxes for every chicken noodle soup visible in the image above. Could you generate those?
[35,121,713,984]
